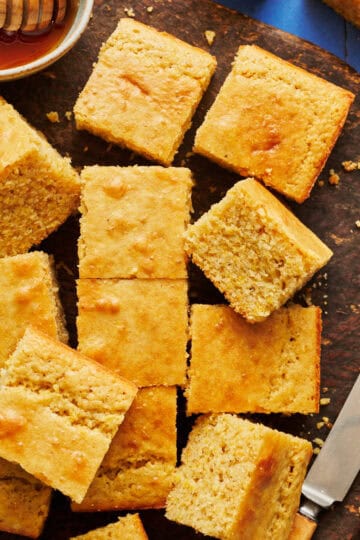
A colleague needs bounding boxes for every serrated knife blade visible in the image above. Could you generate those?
[290,374,360,540]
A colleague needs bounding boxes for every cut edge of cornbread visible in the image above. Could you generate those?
[70,513,149,540]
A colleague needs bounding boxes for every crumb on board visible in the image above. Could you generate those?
[316,421,325,429]
[204,30,216,46]
[312,437,324,447]
[146,6,153,12]
[313,447,321,455]
[124,7,135,17]
[83,146,89,153]
[342,160,360,172]
[355,220,360,228]
[328,169,340,185]
[65,111,73,121]
[317,179,325,187]
[46,111,60,123]
[320,397,331,406]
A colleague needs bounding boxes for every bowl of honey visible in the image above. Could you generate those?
[0,0,93,81]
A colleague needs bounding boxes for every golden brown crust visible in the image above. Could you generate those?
[70,513,149,540]
[74,18,216,165]
[194,45,354,202]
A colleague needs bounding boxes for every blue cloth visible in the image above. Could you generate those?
[217,0,360,73]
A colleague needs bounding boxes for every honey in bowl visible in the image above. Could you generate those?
[0,2,75,69]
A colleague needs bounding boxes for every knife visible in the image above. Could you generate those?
[290,374,360,540]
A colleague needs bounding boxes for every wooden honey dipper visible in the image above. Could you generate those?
[0,0,67,33]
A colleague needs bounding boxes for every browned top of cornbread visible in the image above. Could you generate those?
[0,97,80,257]
[0,458,52,538]
[186,303,321,414]
[0,251,68,366]
[73,387,177,511]
[77,279,188,387]
[78,166,193,279]
[194,45,354,202]
[323,0,360,27]
[70,513,148,540]
[185,178,333,322]
[74,18,216,165]
[0,327,137,503]
[166,414,312,540]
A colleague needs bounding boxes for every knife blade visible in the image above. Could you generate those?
[290,374,360,540]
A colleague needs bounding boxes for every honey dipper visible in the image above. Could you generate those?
[0,0,66,33]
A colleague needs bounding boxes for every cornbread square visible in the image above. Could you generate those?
[70,514,148,540]
[0,97,80,256]
[186,304,321,414]
[73,387,177,511]
[78,166,193,279]
[77,279,188,386]
[194,45,354,202]
[0,458,51,538]
[185,178,333,322]
[0,327,137,503]
[323,0,360,28]
[0,251,68,366]
[74,18,216,165]
[166,414,313,540]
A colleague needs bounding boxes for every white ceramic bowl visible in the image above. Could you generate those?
[0,0,94,82]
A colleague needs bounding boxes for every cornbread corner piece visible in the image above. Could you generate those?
[0,327,137,504]
[184,178,333,323]
[0,251,68,367]
[72,387,177,512]
[194,44,354,202]
[166,414,313,540]
[186,304,321,415]
[78,165,193,279]
[74,18,217,165]
[0,97,80,257]
[77,279,188,386]
[323,0,360,28]
[70,513,148,540]
[0,458,52,538]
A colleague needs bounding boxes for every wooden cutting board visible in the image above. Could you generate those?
[1,0,359,538]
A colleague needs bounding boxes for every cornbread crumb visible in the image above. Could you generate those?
[70,513,148,539]
[185,178,333,322]
[186,304,321,414]
[312,437,324,447]
[124,7,135,17]
[146,6,153,12]
[194,44,354,202]
[0,327,137,503]
[46,111,60,123]
[65,111,73,121]
[316,421,325,429]
[320,397,331,405]
[74,18,216,165]
[313,447,321,455]
[355,220,360,228]
[204,30,216,45]
[166,414,312,539]
[0,97,80,257]
[342,160,359,171]
[328,169,340,185]
[318,179,325,187]
[72,387,177,511]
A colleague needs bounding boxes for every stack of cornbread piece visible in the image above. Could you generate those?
[0,14,354,540]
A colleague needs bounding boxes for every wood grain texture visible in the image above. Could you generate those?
[0,0,359,538]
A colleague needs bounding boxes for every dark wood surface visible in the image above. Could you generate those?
[1,0,359,538]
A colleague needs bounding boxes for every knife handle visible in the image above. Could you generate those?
[289,513,317,540]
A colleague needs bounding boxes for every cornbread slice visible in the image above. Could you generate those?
[0,97,80,256]
[186,304,321,414]
[0,458,51,538]
[72,387,177,511]
[77,279,188,386]
[0,251,68,366]
[74,18,216,165]
[323,0,360,28]
[78,166,193,279]
[194,45,354,202]
[166,414,313,540]
[0,327,137,503]
[70,514,148,540]
[184,178,333,322]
